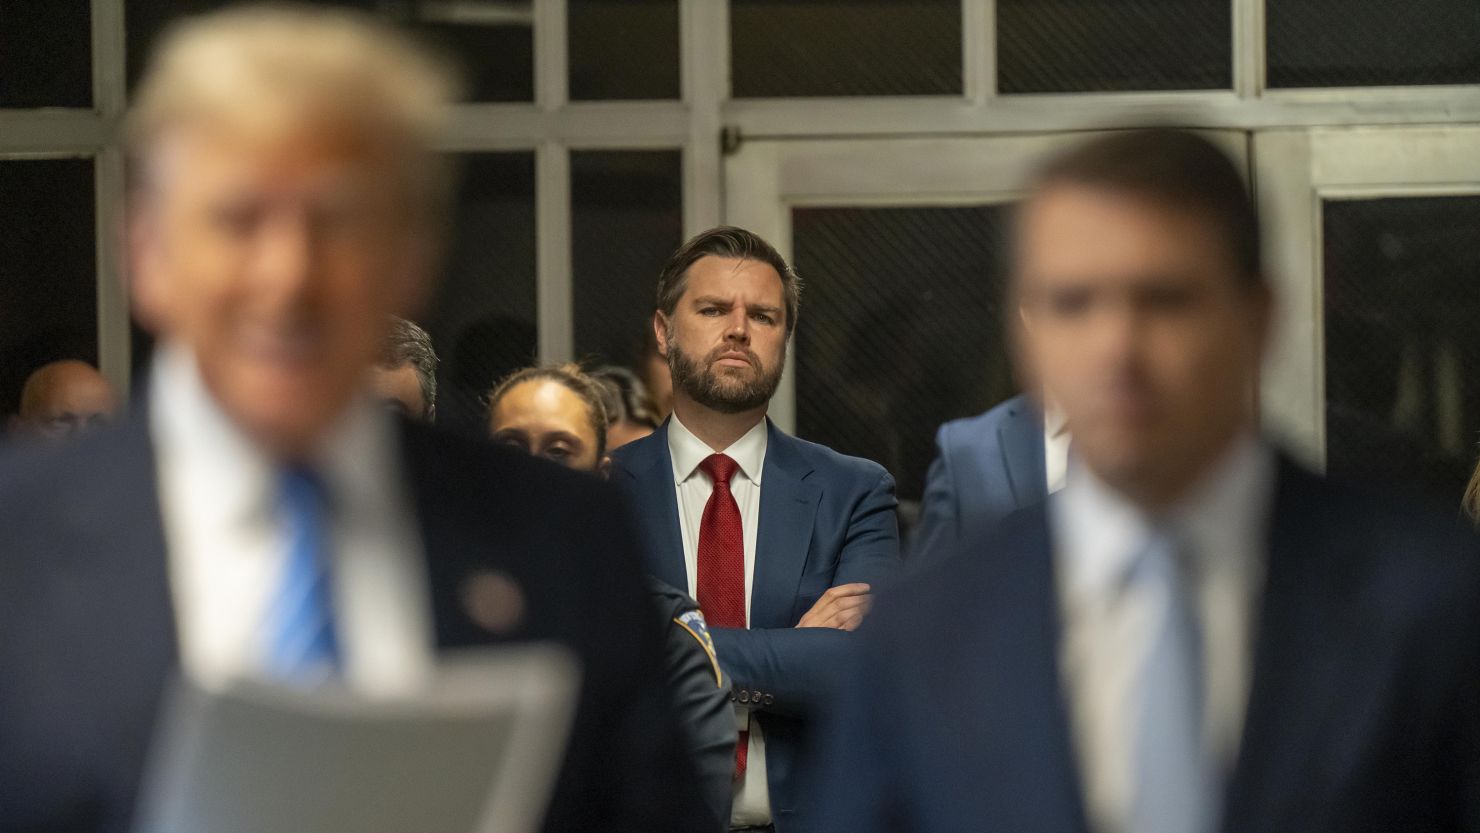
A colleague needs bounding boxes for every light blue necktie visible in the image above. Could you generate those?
[1129,530,1219,833]
[264,465,340,682]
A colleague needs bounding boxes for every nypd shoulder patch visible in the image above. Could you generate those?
[674,609,723,687]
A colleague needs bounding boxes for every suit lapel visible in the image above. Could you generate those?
[999,396,1047,508]
[1222,461,1366,832]
[620,422,688,591]
[752,422,821,628]
[972,507,1090,832]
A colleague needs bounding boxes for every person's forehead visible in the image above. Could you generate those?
[684,256,783,298]
[494,381,594,437]
[149,120,390,195]
[1017,184,1225,273]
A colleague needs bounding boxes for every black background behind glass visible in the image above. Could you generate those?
[571,150,684,372]
[0,3,92,108]
[0,159,98,418]
[997,0,1231,93]
[1323,196,1480,501]
[792,204,1017,507]
[424,152,538,437]
[1268,0,1480,88]
[731,0,962,98]
[569,0,680,100]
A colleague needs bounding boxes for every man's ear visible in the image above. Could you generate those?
[653,311,670,358]
[127,201,170,335]
[597,455,613,481]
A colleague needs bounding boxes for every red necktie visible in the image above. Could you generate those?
[695,453,748,779]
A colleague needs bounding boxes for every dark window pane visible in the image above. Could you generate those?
[571,150,683,372]
[426,152,538,437]
[0,159,97,419]
[793,205,1015,508]
[1268,0,1480,88]
[0,3,92,108]
[570,0,679,100]
[126,0,533,102]
[997,0,1231,93]
[1323,196,1480,501]
[731,0,961,98]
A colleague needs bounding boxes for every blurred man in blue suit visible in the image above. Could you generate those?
[0,8,706,833]
[611,226,901,833]
[912,391,1065,563]
[808,129,1480,833]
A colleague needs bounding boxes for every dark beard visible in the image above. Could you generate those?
[668,340,783,414]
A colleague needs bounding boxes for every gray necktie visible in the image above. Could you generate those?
[1129,529,1219,833]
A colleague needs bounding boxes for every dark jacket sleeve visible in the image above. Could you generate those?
[910,422,959,563]
[542,483,713,833]
[660,593,737,831]
[708,469,900,718]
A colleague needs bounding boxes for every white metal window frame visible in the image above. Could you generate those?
[1,0,1479,400]
[1255,125,1480,468]
[724,132,1250,433]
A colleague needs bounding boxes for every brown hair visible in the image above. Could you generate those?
[655,226,803,336]
[1029,128,1264,286]
[487,363,609,459]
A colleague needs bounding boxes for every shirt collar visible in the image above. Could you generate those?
[149,341,403,528]
[1054,432,1274,602]
[1044,403,1070,440]
[667,412,768,486]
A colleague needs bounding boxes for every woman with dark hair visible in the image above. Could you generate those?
[592,365,662,452]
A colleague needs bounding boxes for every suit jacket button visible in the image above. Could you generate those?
[738,690,751,704]
[762,694,774,706]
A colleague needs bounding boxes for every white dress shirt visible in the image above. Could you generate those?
[1052,434,1274,833]
[150,343,434,698]
[668,413,772,826]
[1044,407,1072,495]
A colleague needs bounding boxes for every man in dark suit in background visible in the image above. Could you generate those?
[0,8,705,833]
[807,129,1480,833]
[611,227,901,833]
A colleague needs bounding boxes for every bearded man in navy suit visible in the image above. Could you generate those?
[610,226,901,833]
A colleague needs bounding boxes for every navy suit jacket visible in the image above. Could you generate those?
[807,458,1480,833]
[609,419,901,830]
[0,416,710,833]
[911,393,1045,565]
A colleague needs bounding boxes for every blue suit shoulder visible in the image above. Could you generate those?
[775,428,893,489]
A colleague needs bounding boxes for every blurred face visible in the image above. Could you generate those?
[489,379,602,472]
[130,121,428,458]
[1014,183,1269,508]
[656,256,787,416]
[368,362,426,421]
[642,351,673,420]
[13,366,119,443]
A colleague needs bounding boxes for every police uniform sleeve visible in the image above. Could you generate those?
[658,585,737,831]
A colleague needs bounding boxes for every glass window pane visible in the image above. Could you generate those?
[425,152,538,437]
[0,159,97,421]
[792,205,1016,507]
[1268,0,1480,88]
[0,3,92,108]
[997,0,1231,93]
[126,1,533,102]
[571,150,683,373]
[569,0,680,101]
[731,0,962,98]
[1323,196,1480,501]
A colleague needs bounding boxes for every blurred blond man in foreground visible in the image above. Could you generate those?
[0,7,708,833]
